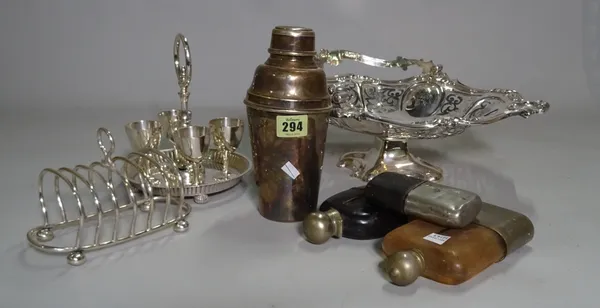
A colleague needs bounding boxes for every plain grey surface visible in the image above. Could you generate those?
[1,0,599,307]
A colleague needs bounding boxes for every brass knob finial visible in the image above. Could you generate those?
[302,208,343,244]
[382,250,425,286]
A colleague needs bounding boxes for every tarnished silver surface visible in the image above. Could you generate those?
[125,148,252,203]
[318,49,550,182]
[173,125,211,184]
[405,181,482,228]
[208,117,245,182]
[26,128,191,266]
[473,202,535,260]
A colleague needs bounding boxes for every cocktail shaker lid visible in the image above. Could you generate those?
[244,25,331,113]
[269,26,316,56]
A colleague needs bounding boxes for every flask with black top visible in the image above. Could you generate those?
[364,172,483,228]
[302,187,408,244]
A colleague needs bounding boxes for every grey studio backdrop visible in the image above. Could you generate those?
[0,0,598,113]
[0,1,599,307]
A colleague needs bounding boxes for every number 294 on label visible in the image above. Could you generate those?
[276,115,308,138]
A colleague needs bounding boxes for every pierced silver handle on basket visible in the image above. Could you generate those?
[316,49,440,75]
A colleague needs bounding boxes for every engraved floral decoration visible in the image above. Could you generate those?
[318,49,550,140]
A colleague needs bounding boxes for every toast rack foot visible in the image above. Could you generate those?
[67,250,86,266]
[337,138,443,182]
[193,193,209,204]
[35,228,54,242]
[174,220,190,233]
[139,200,152,212]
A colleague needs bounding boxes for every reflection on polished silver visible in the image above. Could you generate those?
[157,109,193,143]
[173,125,211,186]
[125,120,163,178]
[174,33,192,111]
[405,181,482,228]
[126,148,251,204]
[157,109,193,168]
[124,120,162,151]
[318,49,550,182]
[26,128,191,266]
[209,117,244,182]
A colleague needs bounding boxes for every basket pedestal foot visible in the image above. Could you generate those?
[67,250,86,266]
[174,220,190,233]
[337,137,443,182]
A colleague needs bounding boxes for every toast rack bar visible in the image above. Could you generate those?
[26,128,192,266]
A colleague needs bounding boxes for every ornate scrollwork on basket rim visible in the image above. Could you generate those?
[318,49,550,139]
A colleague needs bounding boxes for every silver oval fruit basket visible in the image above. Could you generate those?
[319,49,550,182]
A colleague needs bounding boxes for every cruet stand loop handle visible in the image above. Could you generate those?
[173,33,192,111]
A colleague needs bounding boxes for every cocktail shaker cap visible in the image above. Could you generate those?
[269,26,316,56]
[244,25,331,113]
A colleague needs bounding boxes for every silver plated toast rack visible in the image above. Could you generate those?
[26,128,191,266]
